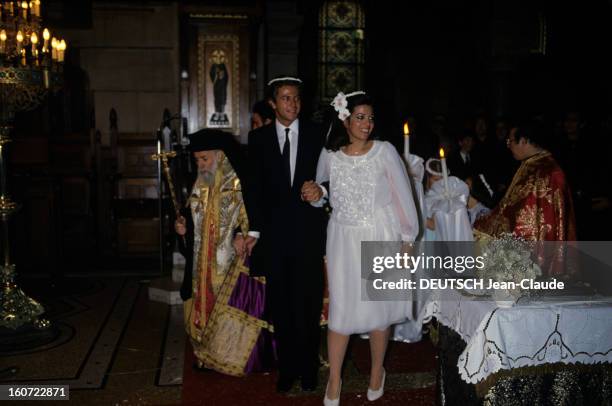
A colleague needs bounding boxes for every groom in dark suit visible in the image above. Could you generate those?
[245,77,326,392]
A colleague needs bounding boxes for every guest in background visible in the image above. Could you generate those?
[471,113,499,201]
[447,129,476,181]
[251,100,275,130]
[432,114,453,155]
[494,117,510,143]
[556,110,612,240]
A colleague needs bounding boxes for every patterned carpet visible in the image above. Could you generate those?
[182,333,437,405]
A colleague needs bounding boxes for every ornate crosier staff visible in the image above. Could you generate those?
[151,150,185,244]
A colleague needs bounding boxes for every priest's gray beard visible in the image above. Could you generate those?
[198,170,215,186]
[194,159,218,189]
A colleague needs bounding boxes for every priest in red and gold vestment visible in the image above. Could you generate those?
[475,120,576,275]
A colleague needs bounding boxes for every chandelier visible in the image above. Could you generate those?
[1,1,66,115]
[0,0,65,331]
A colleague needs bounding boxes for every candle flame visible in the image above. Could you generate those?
[403,122,410,136]
[17,31,24,42]
[43,28,50,40]
[439,147,445,158]
[0,30,6,42]
[31,32,38,44]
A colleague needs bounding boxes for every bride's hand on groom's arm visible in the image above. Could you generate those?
[300,180,323,202]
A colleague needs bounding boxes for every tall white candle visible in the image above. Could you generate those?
[403,122,410,160]
[439,147,449,194]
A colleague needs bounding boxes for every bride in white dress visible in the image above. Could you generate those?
[302,91,418,405]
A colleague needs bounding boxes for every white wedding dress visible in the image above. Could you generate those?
[316,141,419,335]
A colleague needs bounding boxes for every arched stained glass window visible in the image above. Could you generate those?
[318,0,365,103]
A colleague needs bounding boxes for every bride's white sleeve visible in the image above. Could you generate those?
[384,142,419,242]
[310,148,330,207]
[316,147,330,184]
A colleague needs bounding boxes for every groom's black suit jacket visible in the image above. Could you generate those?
[246,121,327,277]
[245,119,327,381]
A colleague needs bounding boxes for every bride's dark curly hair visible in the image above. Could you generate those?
[324,93,377,151]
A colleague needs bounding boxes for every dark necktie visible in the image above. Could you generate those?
[465,153,471,165]
[283,128,291,184]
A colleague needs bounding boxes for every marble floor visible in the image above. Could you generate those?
[0,277,183,405]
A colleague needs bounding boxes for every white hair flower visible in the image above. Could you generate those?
[330,91,366,121]
[331,92,350,121]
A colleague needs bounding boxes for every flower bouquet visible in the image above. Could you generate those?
[477,233,542,306]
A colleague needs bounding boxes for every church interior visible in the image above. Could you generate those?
[1,0,611,405]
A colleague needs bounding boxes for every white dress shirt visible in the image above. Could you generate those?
[275,118,299,186]
[245,119,300,240]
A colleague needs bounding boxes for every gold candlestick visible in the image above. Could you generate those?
[151,150,186,244]
[151,150,180,216]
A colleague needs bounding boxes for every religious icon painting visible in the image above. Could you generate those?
[198,33,240,132]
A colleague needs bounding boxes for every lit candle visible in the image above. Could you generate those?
[16,30,24,54]
[31,0,40,17]
[439,147,449,194]
[51,37,57,60]
[403,121,410,159]
[31,32,39,64]
[42,28,50,52]
[31,32,38,52]
[0,30,6,54]
[21,1,28,19]
[58,39,66,62]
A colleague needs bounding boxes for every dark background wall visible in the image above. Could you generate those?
[295,0,612,140]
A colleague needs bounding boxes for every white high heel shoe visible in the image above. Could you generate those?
[323,379,342,406]
[366,368,386,401]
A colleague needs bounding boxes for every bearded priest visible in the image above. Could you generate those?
[175,129,273,376]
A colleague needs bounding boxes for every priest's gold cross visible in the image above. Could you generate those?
[151,150,180,217]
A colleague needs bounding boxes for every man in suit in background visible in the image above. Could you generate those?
[244,77,327,393]
[448,130,477,181]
